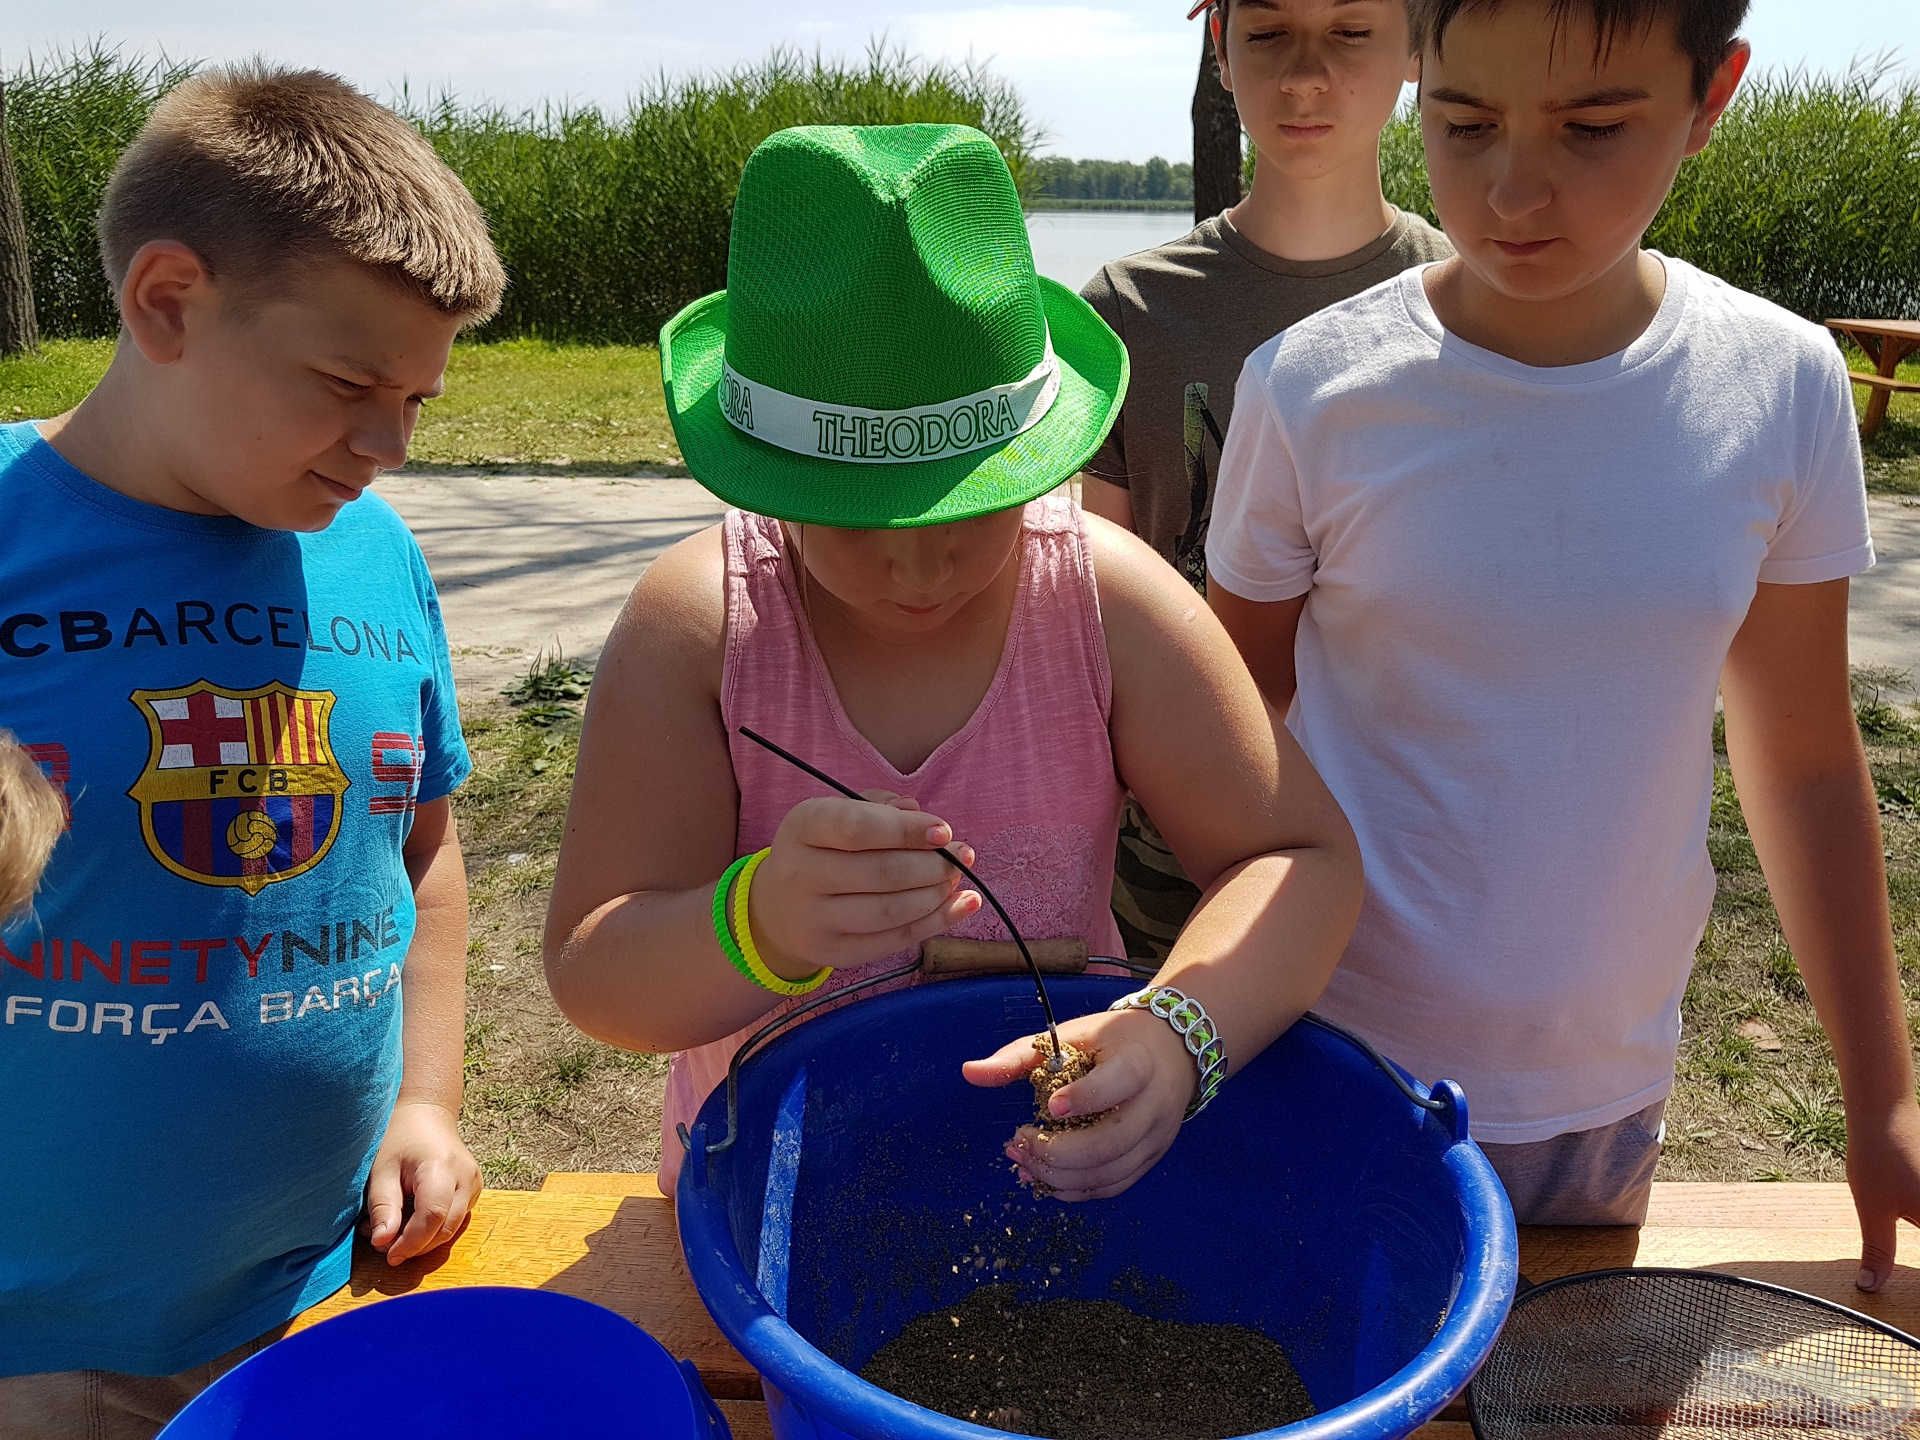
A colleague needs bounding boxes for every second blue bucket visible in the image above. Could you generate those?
[678,975,1518,1439]
[157,1286,730,1438]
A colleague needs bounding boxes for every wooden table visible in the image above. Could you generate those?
[1827,318,1920,439]
[293,1178,1918,1439]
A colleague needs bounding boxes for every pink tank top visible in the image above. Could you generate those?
[659,495,1126,1190]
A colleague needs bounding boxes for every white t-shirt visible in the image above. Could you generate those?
[1206,256,1875,1143]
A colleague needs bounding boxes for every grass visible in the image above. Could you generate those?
[8,42,1039,345]
[1666,678,1920,1182]
[402,340,679,474]
[1850,351,1920,497]
[501,646,595,725]
[9,338,1918,488]
[1766,1082,1850,1160]
[452,666,672,1186]
[13,48,1918,341]
[0,337,683,474]
[1854,665,1920,745]
[0,336,111,420]
[4,47,196,339]
[1649,64,1920,324]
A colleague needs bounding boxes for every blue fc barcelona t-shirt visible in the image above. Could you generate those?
[0,422,471,1376]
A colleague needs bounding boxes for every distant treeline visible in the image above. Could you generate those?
[1027,155,1194,204]
[1025,197,1190,212]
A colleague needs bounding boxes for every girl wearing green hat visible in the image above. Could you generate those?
[543,124,1363,1198]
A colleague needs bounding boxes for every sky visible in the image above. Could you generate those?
[10,0,1915,162]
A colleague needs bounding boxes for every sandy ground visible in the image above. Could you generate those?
[382,471,723,695]
[1855,496,1920,687]
[379,471,1919,700]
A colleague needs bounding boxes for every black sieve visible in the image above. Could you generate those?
[1468,1267,1920,1438]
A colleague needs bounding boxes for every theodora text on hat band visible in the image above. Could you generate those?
[718,341,1061,465]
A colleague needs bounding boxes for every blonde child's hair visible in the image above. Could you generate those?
[99,62,506,322]
[0,734,64,922]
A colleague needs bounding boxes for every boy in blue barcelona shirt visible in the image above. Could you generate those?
[0,65,506,1437]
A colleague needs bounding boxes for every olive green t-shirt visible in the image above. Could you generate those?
[1080,208,1451,589]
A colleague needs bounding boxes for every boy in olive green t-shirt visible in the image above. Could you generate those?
[1083,0,1449,959]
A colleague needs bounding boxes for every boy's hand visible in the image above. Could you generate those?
[749,793,981,978]
[962,1009,1196,1201]
[1847,1098,1920,1292]
[363,1099,483,1267]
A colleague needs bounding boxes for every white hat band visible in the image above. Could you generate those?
[718,340,1060,465]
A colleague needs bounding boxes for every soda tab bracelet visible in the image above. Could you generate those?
[1108,985,1227,1119]
[711,848,832,997]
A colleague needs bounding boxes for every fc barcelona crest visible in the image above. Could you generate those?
[128,681,349,894]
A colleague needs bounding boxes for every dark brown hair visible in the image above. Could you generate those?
[1409,0,1749,98]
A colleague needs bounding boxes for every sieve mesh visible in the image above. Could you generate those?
[1469,1268,1920,1438]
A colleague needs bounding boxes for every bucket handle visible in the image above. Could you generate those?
[1299,1013,1471,1144]
[682,955,923,1160]
[680,955,1160,1160]
[677,966,1469,1161]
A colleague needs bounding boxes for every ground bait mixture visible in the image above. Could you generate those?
[1029,1035,1097,1130]
[1020,1036,1100,1197]
[861,1285,1316,1438]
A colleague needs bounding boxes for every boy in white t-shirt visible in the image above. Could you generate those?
[1207,0,1920,1287]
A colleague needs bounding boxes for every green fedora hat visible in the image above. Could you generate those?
[660,124,1128,528]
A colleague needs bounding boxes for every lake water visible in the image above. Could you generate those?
[1024,209,1196,291]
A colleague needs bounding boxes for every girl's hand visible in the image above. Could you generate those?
[362,1099,482,1266]
[749,793,981,977]
[962,1008,1196,1201]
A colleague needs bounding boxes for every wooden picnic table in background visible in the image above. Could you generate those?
[1827,318,1920,439]
[291,1177,1917,1439]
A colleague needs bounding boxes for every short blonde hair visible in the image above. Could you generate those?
[0,734,64,922]
[99,63,506,322]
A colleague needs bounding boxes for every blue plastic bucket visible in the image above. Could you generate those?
[678,975,1517,1439]
[158,1286,730,1438]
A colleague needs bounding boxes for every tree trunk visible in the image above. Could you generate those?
[0,80,40,358]
[1191,26,1242,223]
